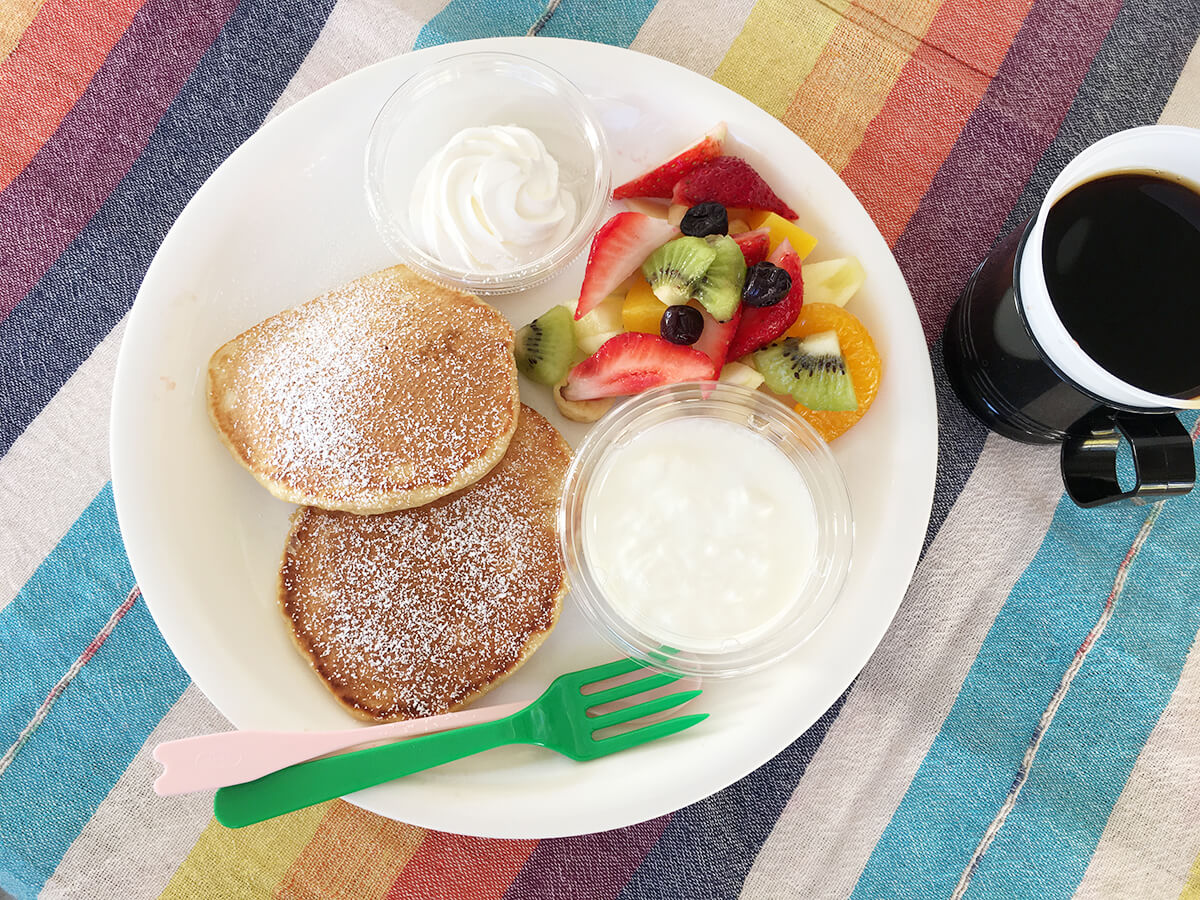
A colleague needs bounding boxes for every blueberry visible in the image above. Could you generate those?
[679,202,728,238]
[741,262,793,307]
[660,305,704,345]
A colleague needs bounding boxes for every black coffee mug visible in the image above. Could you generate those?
[943,126,1198,507]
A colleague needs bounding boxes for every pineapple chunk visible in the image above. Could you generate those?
[802,257,866,307]
[574,294,624,354]
[719,360,765,391]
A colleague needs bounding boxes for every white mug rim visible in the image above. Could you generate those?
[1018,124,1200,411]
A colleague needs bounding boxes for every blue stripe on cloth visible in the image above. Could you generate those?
[0,0,337,458]
[850,429,1200,899]
[0,485,189,900]
[966,431,1200,897]
[925,337,988,553]
[619,690,848,900]
[414,0,656,50]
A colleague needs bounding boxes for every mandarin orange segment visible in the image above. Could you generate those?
[784,302,881,441]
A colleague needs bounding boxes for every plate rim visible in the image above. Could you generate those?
[110,35,938,837]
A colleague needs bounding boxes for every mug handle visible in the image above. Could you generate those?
[1061,409,1195,507]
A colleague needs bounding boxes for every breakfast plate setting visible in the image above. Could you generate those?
[110,37,936,838]
[10,3,1200,898]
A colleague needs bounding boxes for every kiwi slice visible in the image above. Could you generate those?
[642,236,717,305]
[754,330,857,411]
[515,305,576,386]
[693,234,747,322]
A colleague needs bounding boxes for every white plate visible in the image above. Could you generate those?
[111,37,937,838]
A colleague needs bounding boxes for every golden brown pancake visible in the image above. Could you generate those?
[279,405,571,721]
[207,265,519,514]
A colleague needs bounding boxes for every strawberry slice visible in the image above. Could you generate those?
[671,156,798,220]
[576,213,678,319]
[561,332,714,401]
[726,240,804,360]
[732,228,770,266]
[613,123,727,200]
[693,302,741,376]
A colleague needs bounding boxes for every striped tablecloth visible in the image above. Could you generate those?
[3,1,1200,898]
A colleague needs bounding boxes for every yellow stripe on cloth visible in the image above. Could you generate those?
[272,801,426,899]
[158,805,327,900]
[713,0,846,119]
[630,0,758,79]
[1181,851,1200,900]
[0,0,47,64]
[782,0,945,172]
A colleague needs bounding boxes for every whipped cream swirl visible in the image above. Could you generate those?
[408,125,578,272]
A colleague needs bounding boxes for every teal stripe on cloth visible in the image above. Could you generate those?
[538,0,658,45]
[0,485,189,900]
[850,462,1200,899]
[414,0,547,48]
[414,0,656,49]
[967,474,1200,897]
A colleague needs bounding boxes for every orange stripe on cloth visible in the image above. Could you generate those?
[272,801,425,900]
[713,0,845,119]
[383,832,539,900]
[838,0,1036,245]
[158,805,327,900]
[0,0,145,191]
[781,0,946,173]
[0,0,46,64]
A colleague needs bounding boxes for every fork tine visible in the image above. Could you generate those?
[583,671,680,708]
[590,689,702,730]
[592,713,709,754]
[565,658,647,688]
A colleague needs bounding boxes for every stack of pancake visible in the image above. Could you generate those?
[207,265,571,721]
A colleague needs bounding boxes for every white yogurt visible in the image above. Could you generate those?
[406,125,577,272]
[582,417,818,652]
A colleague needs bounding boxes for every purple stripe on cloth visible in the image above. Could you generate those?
[503,817,671,900]
[889,0,1122,343]
[0,0,237,322]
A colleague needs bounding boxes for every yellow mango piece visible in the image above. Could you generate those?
[745,210,817,259]
[622,276,665,334]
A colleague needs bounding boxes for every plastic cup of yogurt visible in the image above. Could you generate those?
[365,52,611,295]
[559,382,854,678]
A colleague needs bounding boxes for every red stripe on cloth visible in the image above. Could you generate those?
[383,834,538,900]
[840,0,1035,246]
[889,0,1122,341]
[0,0,147,192]
[0,0,236,322]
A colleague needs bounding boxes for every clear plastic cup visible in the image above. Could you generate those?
[365,51,611,295]
[558,382,854,678]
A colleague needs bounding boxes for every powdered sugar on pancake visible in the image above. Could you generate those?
[208,266,518,512]
[280,407,571,720]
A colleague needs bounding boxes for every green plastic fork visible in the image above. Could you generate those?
[213,659,705,828]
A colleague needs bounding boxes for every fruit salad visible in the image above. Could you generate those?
[514,124,880,442]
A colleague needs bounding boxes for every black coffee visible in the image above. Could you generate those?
[1042,171,1200,400]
